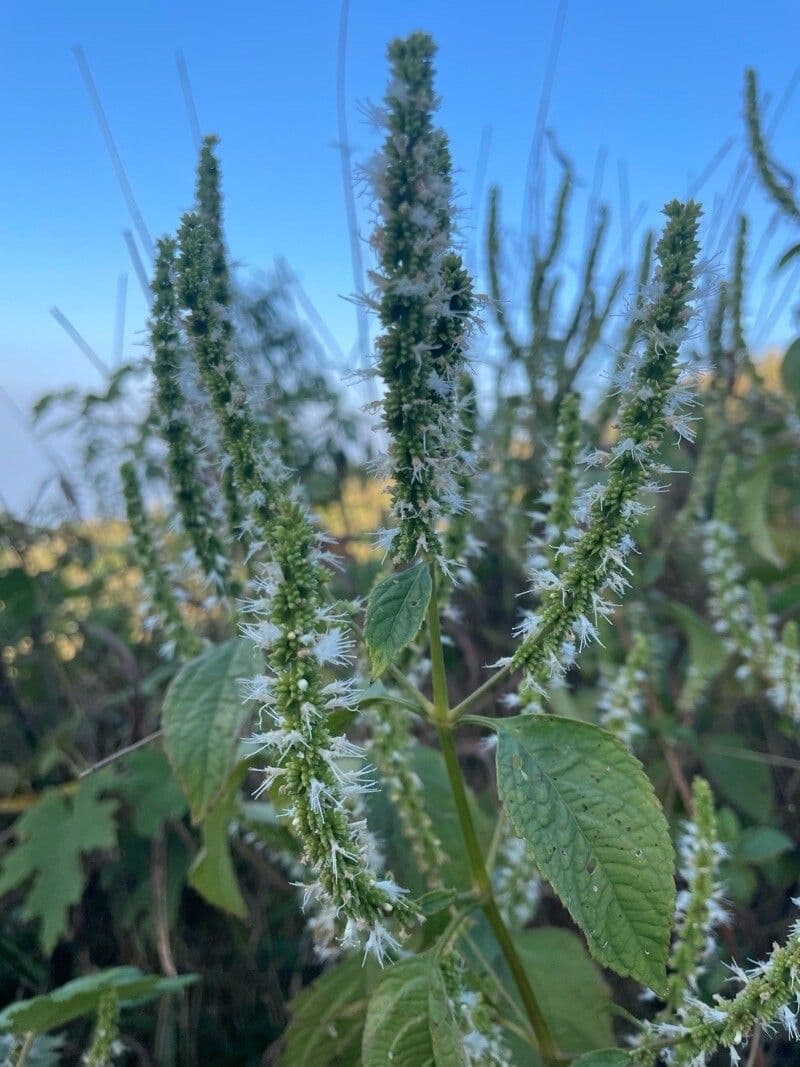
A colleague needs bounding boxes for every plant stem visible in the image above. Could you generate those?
[12,1033,35,1067]
[450,658,515,721]
[426,564,562,1067]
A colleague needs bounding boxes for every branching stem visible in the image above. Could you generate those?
[426,563,562,1066]
[451,659,516,721]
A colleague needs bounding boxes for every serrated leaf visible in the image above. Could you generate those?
[495,715,674,994]
[0,966,196,1033]
[418,889,459,915]
[362,953,465,1067]
[114,747,187,837]
[782,337,800,407]
[0,777,118,954]
[365,563,432,677]
[162,638,259,823]
[283,954,378,1067]
[187,792,247,918]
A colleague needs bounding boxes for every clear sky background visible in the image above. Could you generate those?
[1,0,798,510]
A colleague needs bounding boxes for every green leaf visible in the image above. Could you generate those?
[283,955,378,1067]
[736,826,794,864]
[418,889,459,915]
[739,455,783,568]
[187,792,247,918]
[114,747,187,837]
[427,963,467,1067]
[495,715,674,993]
[162,638,259,823]
[572,1051,630,1066]
[0,777,118,954]
[702,734,774,823]
[362,953,465,1067]
[782,337,800,404]
[364,563,432,677]
[668,601,727,704]
[0,966,196,1033]
[722,862,757,905]
[0,567,38,640]
[515,928,614,1055]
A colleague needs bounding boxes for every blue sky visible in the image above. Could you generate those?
[1,0,798,509]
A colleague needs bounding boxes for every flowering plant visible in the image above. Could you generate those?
[3,28,800,1067]
[113,32,800,1067]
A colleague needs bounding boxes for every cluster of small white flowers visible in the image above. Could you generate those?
[230,810,373,964]
[512,203,703,690]
[702,517,753,660]
[761,625,800,721]
[445,954,513,1066]
[672,822,729,989]
[638,908,800,1065]
[598,632,650,749]
[703,516,800,722]
[500,687,545,716]
[363,34,481,568]
[493,827,541,929]
[240,500,413,963]
[525,393,583,583]
[367,702,447,888]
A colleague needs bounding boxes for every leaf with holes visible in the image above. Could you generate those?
[364,563,432,678]
[495,715,674,994]
[362,952,465,1067]
[162,638,259,823]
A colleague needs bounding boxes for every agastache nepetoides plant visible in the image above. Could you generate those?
[367,32,477,569]
[108,30,800,1067]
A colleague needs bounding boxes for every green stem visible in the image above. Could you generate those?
[426,564,562,1067]
[451,658,515,721]
[12,1033,35,1067]
[387,663,435,717]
